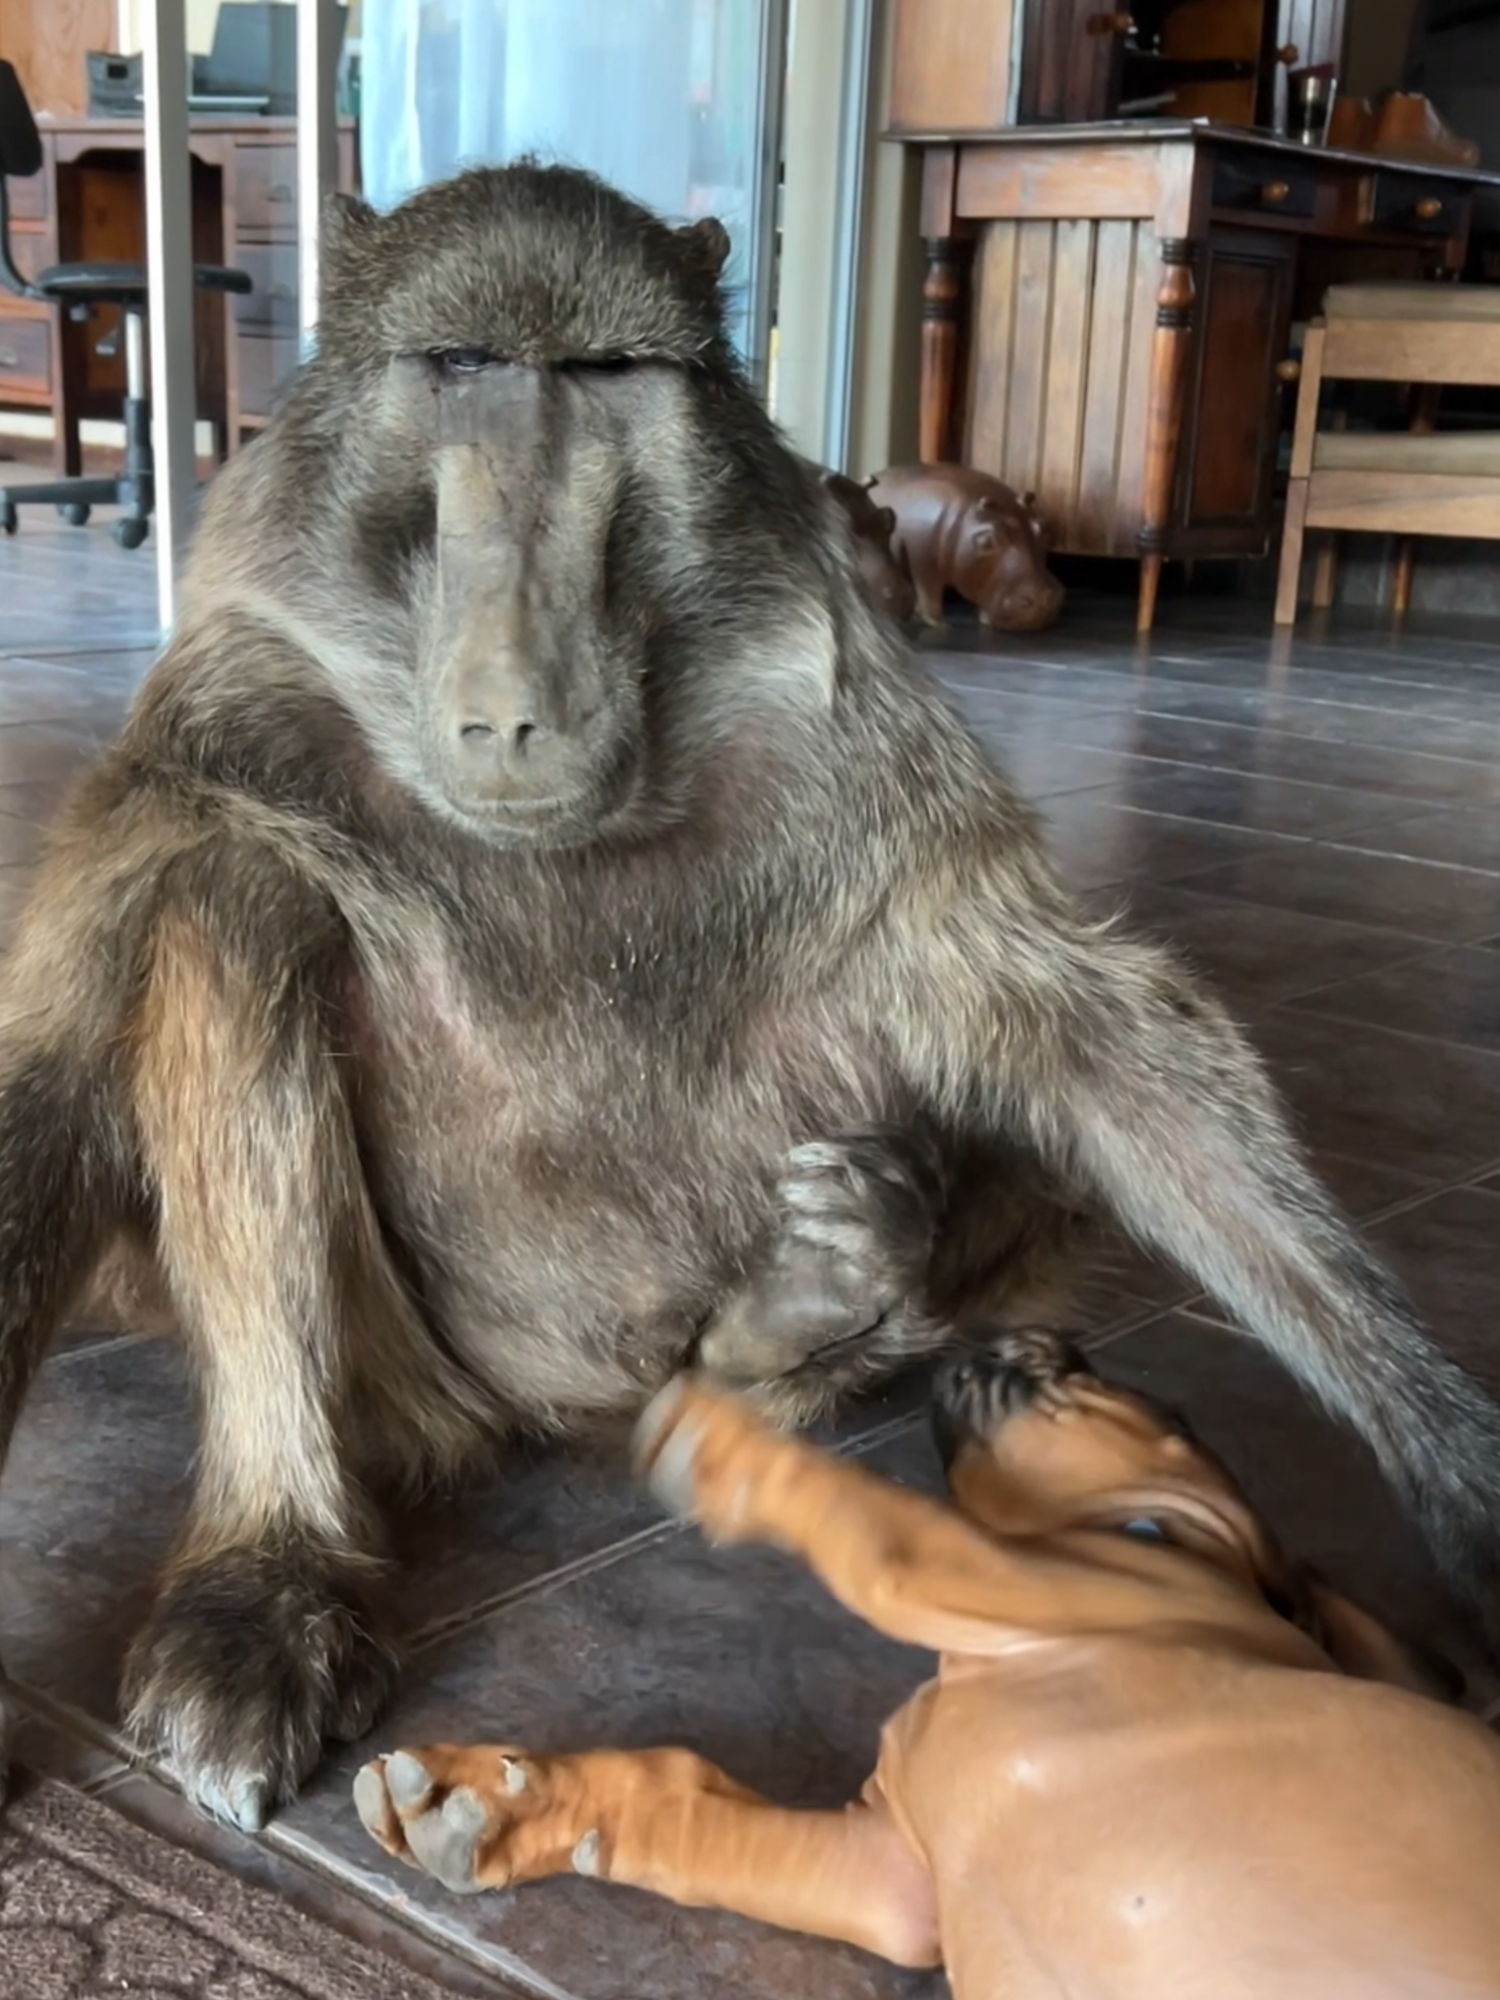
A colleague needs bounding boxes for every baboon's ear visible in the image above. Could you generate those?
[322,191,381,271]
[678,215,732,285]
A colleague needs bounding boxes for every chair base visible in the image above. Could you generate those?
[0,388,155,550]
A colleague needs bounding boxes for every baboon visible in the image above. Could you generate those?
[0,161,1497,1836]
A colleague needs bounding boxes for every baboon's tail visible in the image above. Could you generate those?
[0,1041,123,1804]
[1010,934,1500,1647]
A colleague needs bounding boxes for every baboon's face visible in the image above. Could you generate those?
[312,164,826,850]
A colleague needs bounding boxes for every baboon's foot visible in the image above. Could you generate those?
[121,1543,399,1833]
[354,1745,606,1894]
[634,1374,809,1544]
[932,1326,1097,1451]
[695,1128,947,1419]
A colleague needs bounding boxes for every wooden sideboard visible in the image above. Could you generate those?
[1,114,359,475]
[898,121,1500,629]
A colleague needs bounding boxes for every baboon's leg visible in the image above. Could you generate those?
[0,1037,126,1802]
[119,896,406,1831]
[904,907,1500,1641]
[354,1742,940,1968]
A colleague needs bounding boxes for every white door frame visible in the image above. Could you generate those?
[770,0,876,469]
[139,0,342,633]
[140,0,196,634]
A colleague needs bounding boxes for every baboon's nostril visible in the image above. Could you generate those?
[460,720,495,743]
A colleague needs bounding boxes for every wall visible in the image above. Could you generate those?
[117,1,363,59]
[1342,0,1420,96]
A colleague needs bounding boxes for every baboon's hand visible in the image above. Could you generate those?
[695,1129,945,1393]
[121,1544,399,1833]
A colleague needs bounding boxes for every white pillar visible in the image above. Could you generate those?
[297,0,342,359]
[140,0,196,635]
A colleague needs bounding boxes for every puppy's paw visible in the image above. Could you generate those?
[354,1746,603,1895]
[633,1376,803,1542]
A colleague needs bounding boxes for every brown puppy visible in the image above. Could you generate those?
[353,1335,1500,1997]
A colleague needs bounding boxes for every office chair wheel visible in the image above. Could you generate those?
[57,502,91,527]
[0,501,15,536]
[112,517,148,551]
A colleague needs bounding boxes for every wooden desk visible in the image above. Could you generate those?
[895,121,1500,630]
[1,114,358,475]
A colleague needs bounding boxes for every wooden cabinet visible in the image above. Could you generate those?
[0,117,358,474]
[900,124,1500,629]
[888,0,1348,133]
[1173,226,1296,545]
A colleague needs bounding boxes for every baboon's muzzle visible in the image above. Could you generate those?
[422,368,627,829]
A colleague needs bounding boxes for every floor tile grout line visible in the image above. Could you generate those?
[1087,1153,1500,1355]
[406,1405,923,1651]
[261,1826,585,2000]
[1263,994,1500,1061]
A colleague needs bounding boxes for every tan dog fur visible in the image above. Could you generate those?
[354,1333,1500,1997]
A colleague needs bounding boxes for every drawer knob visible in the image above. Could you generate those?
[1276,357,1301,384]
[268,180,294,202]
[1415,196,1443,221]
[0,347,19,368]
[1277,43,1299,65]
[1260,180,1290,205]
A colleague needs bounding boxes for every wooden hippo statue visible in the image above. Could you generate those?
[869,463,1064,633]
[816,466,917,624]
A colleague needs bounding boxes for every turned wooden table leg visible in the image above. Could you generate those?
[920,237,970,465]
[1136,237,1196,635]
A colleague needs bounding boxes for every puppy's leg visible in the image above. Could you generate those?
[635,1377,1108,1652]
[354,1743,939,1968]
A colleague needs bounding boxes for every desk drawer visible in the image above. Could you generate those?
[1211,153,1318,220]
[8,229,52,286]
[235,145,300,235]
[0,315,51,397]
[231,243,300,329]
[1369,174,1458,237]
[236,329,299,418]
[4,171,49,224]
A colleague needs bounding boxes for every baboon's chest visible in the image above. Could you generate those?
[341,936,893,1403]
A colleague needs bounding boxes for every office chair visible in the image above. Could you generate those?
[0,58,252,548]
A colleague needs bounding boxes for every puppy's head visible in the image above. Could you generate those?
[930,1328,1461,1702]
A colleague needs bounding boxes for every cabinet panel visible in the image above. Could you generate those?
[1175,226,1296,547]
[965,215,1157,556]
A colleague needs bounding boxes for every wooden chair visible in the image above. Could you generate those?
[1274,282,1500,626]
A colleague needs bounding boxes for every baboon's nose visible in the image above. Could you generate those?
[450,702,594,806]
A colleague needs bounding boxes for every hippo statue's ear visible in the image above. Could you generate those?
[877,506,897,537]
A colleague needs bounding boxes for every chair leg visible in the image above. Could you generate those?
[114,306,155,546]
[1274,480,1309,626]
[1391,540,1417,617]
[1311,535,1338,609]
[1390,384,1439,621]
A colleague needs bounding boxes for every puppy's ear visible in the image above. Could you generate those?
[1298,1573,1464,1703]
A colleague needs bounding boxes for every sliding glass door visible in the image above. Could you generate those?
[358,0,789,383]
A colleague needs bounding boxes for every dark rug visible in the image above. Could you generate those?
[0,1774,456,1998]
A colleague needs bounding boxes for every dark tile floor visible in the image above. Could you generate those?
[2,510,1500,1997]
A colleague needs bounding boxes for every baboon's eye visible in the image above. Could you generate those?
[432,347,505,375]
